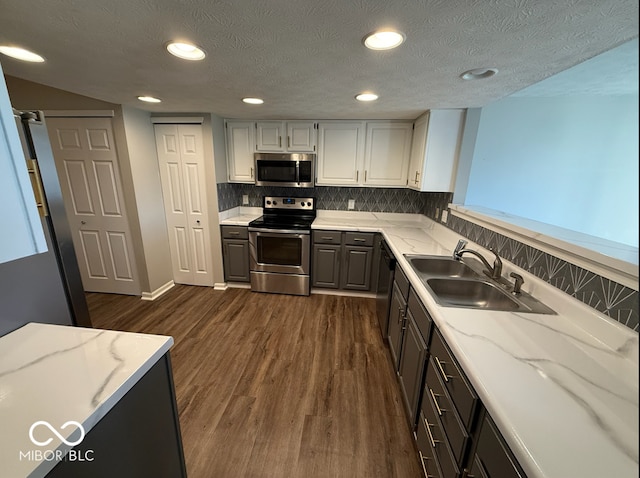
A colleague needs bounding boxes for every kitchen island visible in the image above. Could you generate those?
[222,206,638,478]
[0,323,186,478]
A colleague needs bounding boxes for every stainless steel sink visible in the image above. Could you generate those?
[407,256,480,278]
[426,278,520,311]
[403,254,556,314]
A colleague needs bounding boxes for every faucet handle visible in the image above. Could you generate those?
[510,272,524,294]
[453,239,467,260]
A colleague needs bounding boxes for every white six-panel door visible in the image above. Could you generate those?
[46,117,140,295]
[154,123,213,286]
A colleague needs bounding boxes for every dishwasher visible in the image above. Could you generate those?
[375,239,396,339]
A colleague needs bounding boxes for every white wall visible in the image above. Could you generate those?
[211,114,228,184]
[465,95,639,247]
[118,106,173,294]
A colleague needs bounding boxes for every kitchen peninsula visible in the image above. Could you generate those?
[0,323,186,478]
[221,207,639,478]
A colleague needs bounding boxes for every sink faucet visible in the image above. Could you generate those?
[453,239,503,280]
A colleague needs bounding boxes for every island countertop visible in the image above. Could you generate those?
[0,323,173,478]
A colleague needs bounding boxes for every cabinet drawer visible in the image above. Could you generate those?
[408,288,432,344]
[424,358,470,464]
[313,230,342,244]
[344,231,374,246]
[221,226,248,239]
[394,265,410,300]
[430,329,478,429]
[416,412,443,478]
[475,415,526,478]
[422,385,461,478]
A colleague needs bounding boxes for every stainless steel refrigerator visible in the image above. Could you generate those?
[0,110,91,337]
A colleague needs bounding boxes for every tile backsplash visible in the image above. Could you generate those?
[217,183,452,214]
[216,183,638,332]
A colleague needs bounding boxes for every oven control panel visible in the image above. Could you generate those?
[264,196,314,210]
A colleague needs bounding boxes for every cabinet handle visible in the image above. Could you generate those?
[434,356,452,383]
[229,231,240,236]
[287,136,290,148]
[414,171,419,184]
[398,307,405,323]
[418,451,436,478]
[353,238,366,242]
[279,136,282,147]
[364,170,367,182]
[321,236,334,241]
[429,388,445,416]
[424,417,439,448]
[356,170,359,182]
[250,167,254,178]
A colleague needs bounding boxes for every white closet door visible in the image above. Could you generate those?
[47,117,140,294]
[155,123,213,286]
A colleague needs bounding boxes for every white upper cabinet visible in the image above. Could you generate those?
[316,121,365,185]
[225,120,255,183]
[363,122,413,186]
[408,109,466,192]
[256,121,316,152]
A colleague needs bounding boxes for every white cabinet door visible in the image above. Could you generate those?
[316,121,365,185]
[256,121,316,152]
[408,110,466,192]
[256,121,285,152]
[286,121,316,152]
[364,122,413,186]
[155,123,213,286]
[47,117,140,295]
[226,120,255,183]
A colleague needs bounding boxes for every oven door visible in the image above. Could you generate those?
[248,229,310,275]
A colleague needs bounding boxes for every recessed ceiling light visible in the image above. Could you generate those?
[363,31,405,50]
[242,97,264,105]
[460,68,498,80]
[138,96,162,103]
[0,45,45,62]
[166,41,206,61]
[355,93,379,102]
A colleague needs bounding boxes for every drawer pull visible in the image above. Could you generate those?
[424,418,439,448]
[321,236,334,241]
[353,238,366,242]
[434,356,452,383]
[418,451,436,478]
[228,231,240,236]
[429,388,445,416]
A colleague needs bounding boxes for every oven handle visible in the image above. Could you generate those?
[248,227,310,235]
[296,160,300,185]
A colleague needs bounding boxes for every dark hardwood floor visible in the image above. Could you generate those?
[87,286,422,478]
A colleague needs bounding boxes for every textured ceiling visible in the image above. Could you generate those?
[0,0,638,119]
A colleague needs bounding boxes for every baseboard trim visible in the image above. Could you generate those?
[141,281,175,301]
[311,288,377,299]
[214,282,229,291]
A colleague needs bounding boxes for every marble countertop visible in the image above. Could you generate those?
[0,323,173,478]
[220,208,638,477]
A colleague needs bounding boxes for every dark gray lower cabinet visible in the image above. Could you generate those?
[311,230,376,292]
[387,281,407,370]
[341,245,373,290]
[221,226,250,282]
[47,354,186,478]
[468,414,526,478]
[398,311,427,426]
[312,244,341,288]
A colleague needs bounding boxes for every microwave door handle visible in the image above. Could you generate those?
[296,160,300,185]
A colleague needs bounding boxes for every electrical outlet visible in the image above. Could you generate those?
[348,199,355,210]
[242,194,249,205]
[441,210,448,223]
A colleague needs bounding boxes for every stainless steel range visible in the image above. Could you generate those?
[248,196,316,296]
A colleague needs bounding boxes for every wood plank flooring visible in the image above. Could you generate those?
[87,286,422,478]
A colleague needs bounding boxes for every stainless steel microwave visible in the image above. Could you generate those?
[254,153,315,188]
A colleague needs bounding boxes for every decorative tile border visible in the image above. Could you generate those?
[216,183,638,331]
[445,213,639,332]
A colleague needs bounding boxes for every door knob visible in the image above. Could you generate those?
[196,220,201,224]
